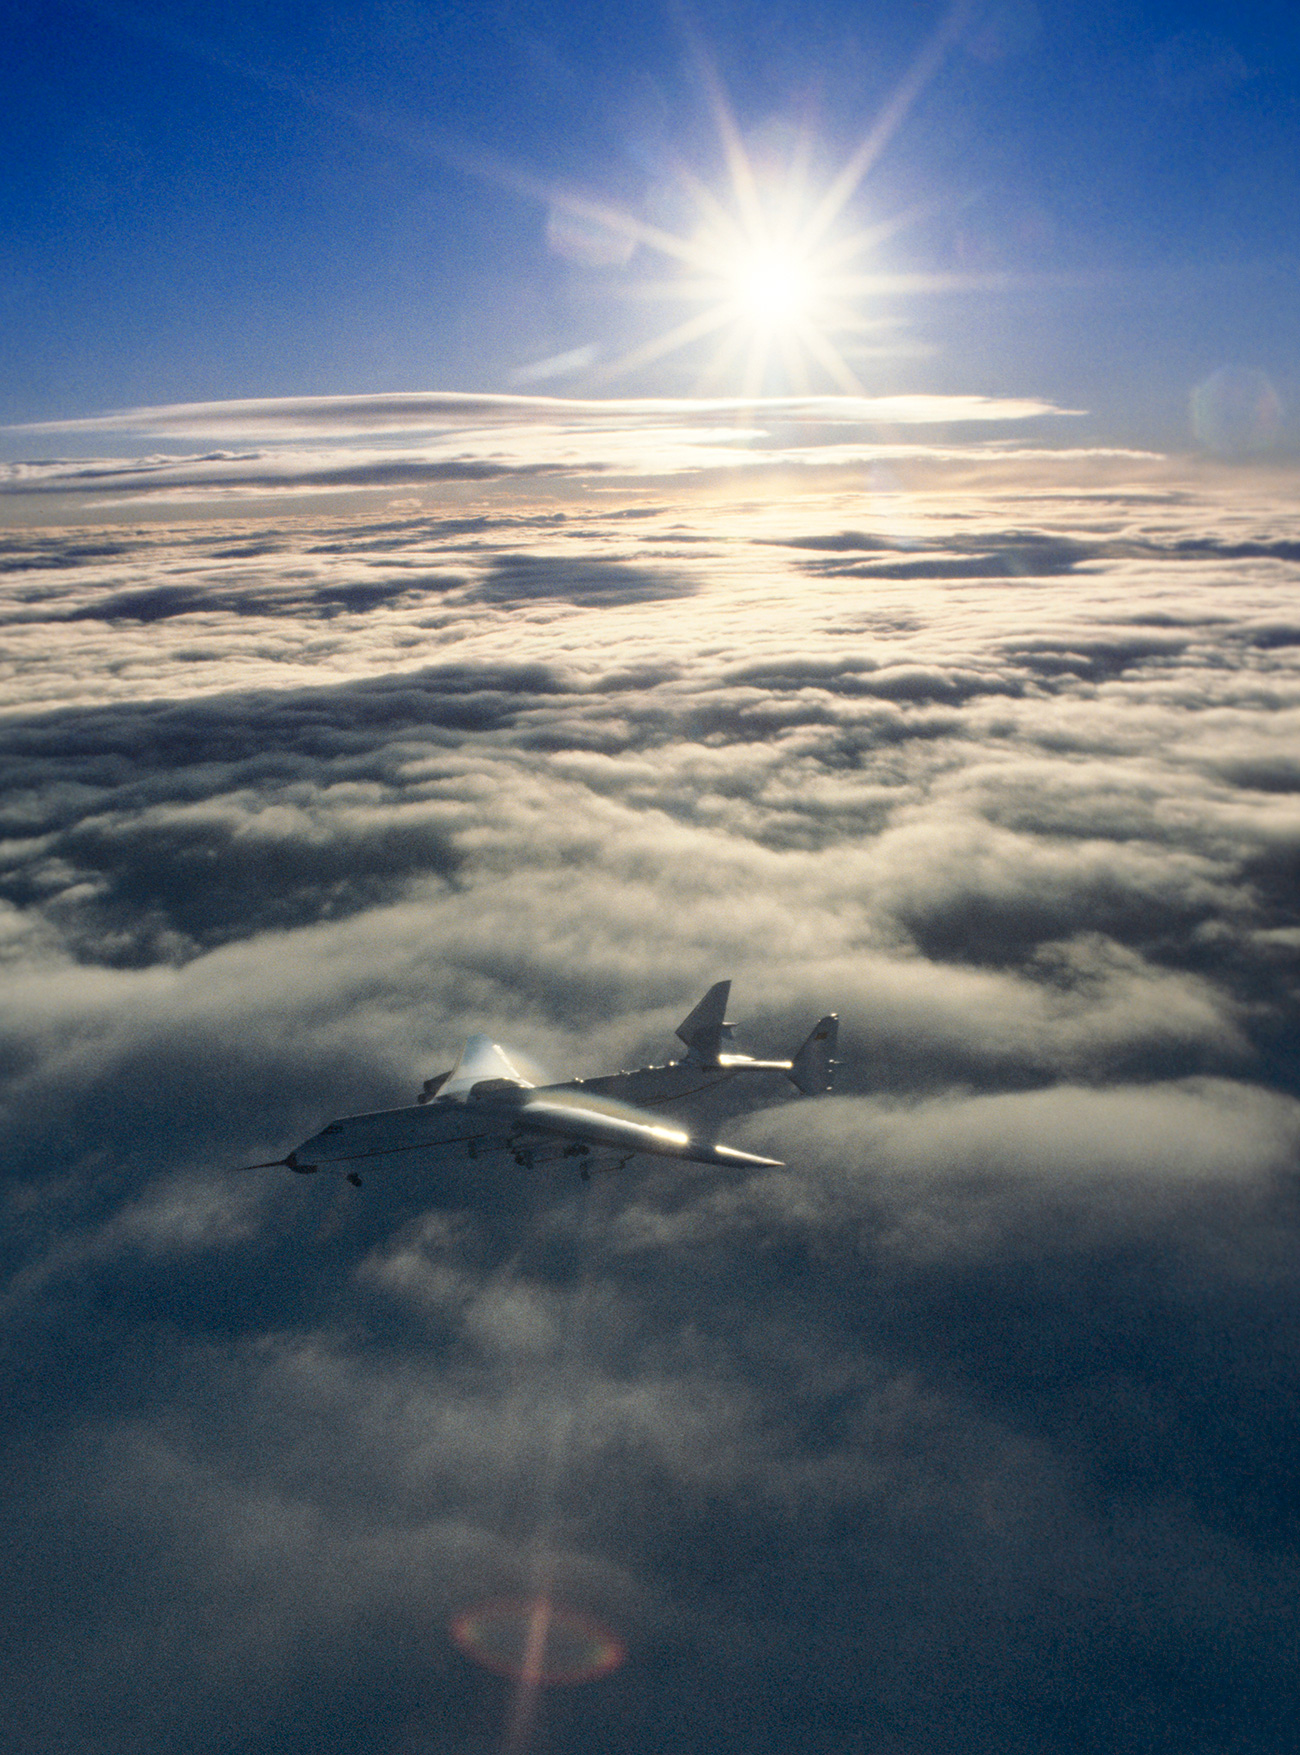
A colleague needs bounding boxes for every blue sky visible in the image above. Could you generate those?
[3,1,1297,446]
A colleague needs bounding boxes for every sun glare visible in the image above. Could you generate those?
[550,161,892,399]
[540,100,930,399]
[531,15,976,397]
[732,250,813,325]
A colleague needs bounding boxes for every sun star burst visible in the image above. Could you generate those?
[578,152,891,397]
[541,13,978,398]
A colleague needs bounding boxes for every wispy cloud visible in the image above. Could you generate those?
[8,389,1081,440]
[0,447,570,501]
[0,389,1096,507]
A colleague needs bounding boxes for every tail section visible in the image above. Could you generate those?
[675,980,736,1065]
[789,1015,838,1095]
[676,983,839,1093]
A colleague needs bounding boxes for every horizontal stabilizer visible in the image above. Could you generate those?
[789,1014,839,1095]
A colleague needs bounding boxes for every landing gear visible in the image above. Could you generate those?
[346,1172,362,1188]
[581,1153,630,1185]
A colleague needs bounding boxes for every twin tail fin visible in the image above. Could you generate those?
[789,1015,839,1094]
[675,980,838,1094]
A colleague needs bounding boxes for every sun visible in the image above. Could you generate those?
[604,173,903,397]
[731,249,814,325]
[530,13,975,397]
[541,103,916,398]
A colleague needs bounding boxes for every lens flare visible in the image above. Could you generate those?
[1191,366,1283,456]
[450,1597,626,1686]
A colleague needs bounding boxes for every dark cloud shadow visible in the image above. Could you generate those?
[775,529,1093,578]
[9,577,461,625]
[470,553,697,606]
[773,527,1300,583]
[0,536,133,572]
[998,631,1189,682]
[303,511,570,555]
[722,652,1024,704]
[4,809,462,964]
[0,662,581,961]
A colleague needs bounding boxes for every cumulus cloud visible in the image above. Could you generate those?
[1,450,1299,1753]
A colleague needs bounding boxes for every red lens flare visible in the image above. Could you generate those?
[450,1597,625,1686]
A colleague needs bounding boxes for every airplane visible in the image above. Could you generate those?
[237,980,837,1187]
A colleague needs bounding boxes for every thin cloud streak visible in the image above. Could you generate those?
[0,389,1088,508]
[8,389,1082,440]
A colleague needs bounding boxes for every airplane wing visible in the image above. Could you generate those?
[508,1088,783,1169]
[272,1097,495,1172]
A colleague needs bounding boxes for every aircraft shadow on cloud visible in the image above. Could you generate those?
[237,981,837,1187]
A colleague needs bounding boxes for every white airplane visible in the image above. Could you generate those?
[238,981,837,1186]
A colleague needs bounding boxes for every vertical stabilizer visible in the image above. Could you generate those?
[790,1015,839,1094]
[675,980,734,1064]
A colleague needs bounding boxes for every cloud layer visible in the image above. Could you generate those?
[1,390,1089,509]
[9,389,1079,439]
[1,452,1298,1754]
